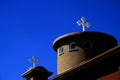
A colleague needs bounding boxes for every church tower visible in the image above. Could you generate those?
[52,17,117,74]
[22,56,53,80]
[53,32,117,74]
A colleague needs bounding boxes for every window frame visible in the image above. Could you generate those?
[69,42,77,51]
[59,46,64,55]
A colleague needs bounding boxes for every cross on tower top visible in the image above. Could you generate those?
[29,56,40,67]
[76,17,90,32]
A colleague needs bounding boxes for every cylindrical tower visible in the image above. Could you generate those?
[53,31,117,74]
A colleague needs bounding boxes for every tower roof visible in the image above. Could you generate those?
[22,66,53,78]
[53,31,117,51]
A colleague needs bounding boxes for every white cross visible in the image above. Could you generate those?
[29,56,39,67]
[76,17,90,32]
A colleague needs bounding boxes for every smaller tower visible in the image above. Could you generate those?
[22,66,53,80]
[22,56,53,80]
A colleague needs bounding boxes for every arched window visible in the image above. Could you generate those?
[59,46,64,55]
[69,42,77,51]
[84,41,92,49]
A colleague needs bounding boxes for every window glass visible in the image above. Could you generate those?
[69,42,77,51]
[59,46,64,55]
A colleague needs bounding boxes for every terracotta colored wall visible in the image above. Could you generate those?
[97,72,119,80]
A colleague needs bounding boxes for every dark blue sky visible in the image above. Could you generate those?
[0,0,120,80]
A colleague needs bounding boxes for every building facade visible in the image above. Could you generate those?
[22,31,119,80]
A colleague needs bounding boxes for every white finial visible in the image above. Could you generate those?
[29,56,39,67]
[76,17,90,32]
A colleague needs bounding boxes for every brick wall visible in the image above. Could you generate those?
[97,67,120,80]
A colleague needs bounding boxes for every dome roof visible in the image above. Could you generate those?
[53,31,117,51]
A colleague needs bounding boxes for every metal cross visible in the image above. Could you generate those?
[76,17,90,32]
[29,56,40,67]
